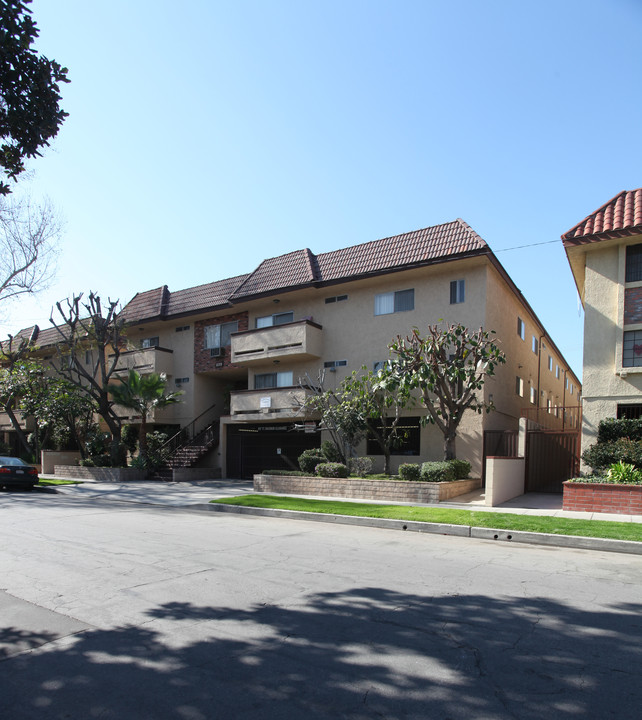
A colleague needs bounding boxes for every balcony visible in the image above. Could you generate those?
[230,387,315,420]
[230,320,323,366]
[111,346,174,377]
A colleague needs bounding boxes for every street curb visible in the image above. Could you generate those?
[204,503,642,555]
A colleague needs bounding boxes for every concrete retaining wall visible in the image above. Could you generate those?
[485,457,525,506]
[253,474,481,503]
[563,481,642,515]
[54,466,148,482]
[42,451,81,475]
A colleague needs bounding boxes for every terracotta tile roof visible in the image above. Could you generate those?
[562,188,642,244]
[0,324,64,353]
[316,219,487,282]
[120,286,169,323]
[229,249,318,301]
[166,274,248,316]
[229,219,488,300]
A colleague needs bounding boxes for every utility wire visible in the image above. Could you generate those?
[495,239,560,253]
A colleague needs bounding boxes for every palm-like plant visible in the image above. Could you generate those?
[109,370,182,463]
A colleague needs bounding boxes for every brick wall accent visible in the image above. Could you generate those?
[254,475,481,503]
[563,481,642,515]
[194,312,249,373]
[624,287,642,325]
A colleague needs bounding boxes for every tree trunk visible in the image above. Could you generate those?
[383,448,391,475]
[138,414,148,464]
[4,405,31,457]
[444,431,457,461]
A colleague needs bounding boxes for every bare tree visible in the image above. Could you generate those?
[0,195,60,305]
[49,292,126,465]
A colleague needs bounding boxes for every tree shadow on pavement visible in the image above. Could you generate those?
[1,588,640,719]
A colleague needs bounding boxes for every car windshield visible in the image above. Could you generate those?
[0,457,27,466]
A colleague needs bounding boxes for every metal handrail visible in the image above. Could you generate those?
[161,402,218,456]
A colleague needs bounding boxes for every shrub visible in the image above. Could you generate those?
[321,440,342,463]
[582,437,642,471]
[298,448,326,474]
[420,461,456,482]
[606,461,642,485]
[121,424,139,455]
[262,469,307,476]
[449,459,471,479]
[349,456,373,476]
[398,463,421,481]
[81,454,111,467]
[316,462,349,478]
[143,431,170,470]
[597,418,642,443]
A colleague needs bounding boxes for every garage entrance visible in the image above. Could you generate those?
[226,423,319,479]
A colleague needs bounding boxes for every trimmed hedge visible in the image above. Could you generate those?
[597,418,642,443]
[298,449,326,474]
[349,456,373,476]
[449,459,471,479]
[262,469,308,476]
[582,437,642,471]
[420,461,456,483]
[398,463,421,481]
[316,462,349,478]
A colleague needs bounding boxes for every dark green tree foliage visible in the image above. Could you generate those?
[0,0,69,194]
[109,370,182,466]
[581,418,642,472]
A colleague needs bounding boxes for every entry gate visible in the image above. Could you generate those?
[525,430,580,493]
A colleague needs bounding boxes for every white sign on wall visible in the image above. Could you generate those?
[260,396,272,408]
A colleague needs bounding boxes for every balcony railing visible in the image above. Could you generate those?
[230,386,314,419]
[521,405,581,431]
[230,320,322,366]
[111,346,174,377]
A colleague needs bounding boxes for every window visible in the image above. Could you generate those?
[373,360,389,373]
[374,289,414,315]
[556,364,560,379]
[517,317,525,340]
[625,244,642,282]
[617,404,642,419]
[623,330,642,367]
[325,295,348,304]
[366,417,421,456]
[530,387,536,404]
[548,355,553,371]
[569,383,574,395]
[175,325,190,332]
[516,376,524,397]
[141,337,159,348]
[324,360,347,369]
[85,350,92,365]
[175,377,189,385]
[450,279,465,304]
[256,311,293,328]
[532,336,538,354]
[204,321,239,351]
[254,371,293,389]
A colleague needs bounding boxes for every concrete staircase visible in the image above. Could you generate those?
[150,421,219,480]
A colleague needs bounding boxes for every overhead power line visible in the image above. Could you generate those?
[495,239,560,253]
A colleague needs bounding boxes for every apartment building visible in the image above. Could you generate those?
[563,188,642,458]
[104,219,578,478]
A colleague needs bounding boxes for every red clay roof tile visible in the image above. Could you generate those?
[562,188,642,244]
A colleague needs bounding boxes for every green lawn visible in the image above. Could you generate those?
[38,478,83,486]
[211,495,642,543]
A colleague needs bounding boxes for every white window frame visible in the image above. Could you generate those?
[256,311,294,328]
[517,317,525,340]
[204,321,239,350]
[374,289,414,316]
[254,370,293,389]
[516,376,524,397]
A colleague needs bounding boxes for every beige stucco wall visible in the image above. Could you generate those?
[573,232,642,459]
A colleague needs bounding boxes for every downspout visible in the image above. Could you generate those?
[562,369,567,430]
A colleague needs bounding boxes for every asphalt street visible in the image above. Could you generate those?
[1,486,641,719]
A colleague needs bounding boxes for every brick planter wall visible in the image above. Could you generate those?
[563,481,642,515]
[254,475,481,503]
[54,466,149,482]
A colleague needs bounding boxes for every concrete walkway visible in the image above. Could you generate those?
[47,477,642,523]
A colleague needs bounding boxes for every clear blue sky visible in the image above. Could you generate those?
[3,0,642,380]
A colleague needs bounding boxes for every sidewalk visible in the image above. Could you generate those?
[49,477,642,523]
